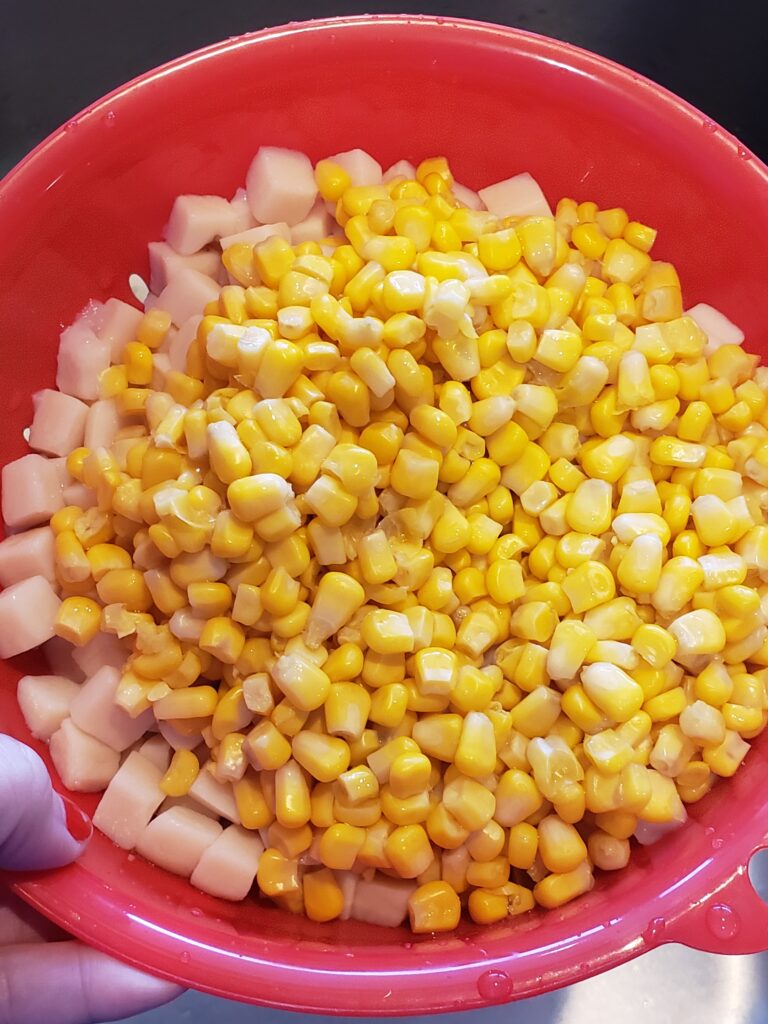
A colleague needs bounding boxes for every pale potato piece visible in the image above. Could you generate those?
[138,735,173,772]
[70,666,154,752]
[154,268,220,327]
[337,869,359,921]
[246,147,317,226]
[50,718,120,792]
[0,575,61,658]
[92,751,165,849]
[382,159,416,182]
[351,875,415,927]
[0,527,56,587]
[72,632,127,678]
[478,171,552,219]
[136,806,222,877]
[84,400,121,451]
[43,635,85,682]
[190,825,264,900]
[218,223,291,250]
[96,298,144,362]
[685,302,745,354]
[164,195,240,256]
[452,181,484,211]
[326,148,382,186]
[29,390,89,458]
[17,674,80,741]
[1,455,64,531]
[188,768,239,823]
[56,320,111,401]
[147,242,222,295]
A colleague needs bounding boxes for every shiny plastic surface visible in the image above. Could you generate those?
[1,15,768,1015]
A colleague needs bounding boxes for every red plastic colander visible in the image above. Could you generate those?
[2,16,768,1015]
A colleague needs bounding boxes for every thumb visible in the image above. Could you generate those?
[0,735,92,871]
[0,942,183,1024]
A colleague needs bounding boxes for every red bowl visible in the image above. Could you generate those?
[2,15,768,1015]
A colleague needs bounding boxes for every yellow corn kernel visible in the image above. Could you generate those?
[96,568,152,612]
[360,609,414,655]
[55,529,91,584]
[602,238,652,285]
[494,768,543,827]
[244,720,292,771]
[561,560,616,614]
[292,730,350,782]
[385,824,434,878]
[366,684,409,733]
[304,571,366,648]
[668,609,726,656]
[315,159,352,200]
[274,759,311,829]
[643,687,687,722]
[408,880,461,933]
[632,623,676,668]
[153,685,218,721]
[651,557,705,615]
[389,447,440,501]
[547,619,597,681]
[53,596,102,647]
[303,868,345,923]
[271,654,331,712]
[702,730,751,777]
[533,860,594,909]
[538,814,588,873]
[257,848,300,897]
[507,822,538,870]
[159,749,200,797]
[581,663,645,723]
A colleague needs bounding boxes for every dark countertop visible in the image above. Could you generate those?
[1,0,767,177]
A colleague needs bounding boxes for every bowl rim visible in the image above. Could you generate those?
[4,13,768,1015]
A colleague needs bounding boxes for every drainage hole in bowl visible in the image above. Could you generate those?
[747,848,768,904]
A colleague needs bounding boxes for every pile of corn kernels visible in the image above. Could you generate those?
[9,150,768,933]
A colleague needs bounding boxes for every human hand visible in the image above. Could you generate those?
[1,734,184,1024]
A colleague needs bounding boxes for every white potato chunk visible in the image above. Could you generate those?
[351,875,415,927]
[17,674,80,740]
[190,825,264,900]
[50,718,120,792]
[246,147,317,226]
[92,751,165,849]
[478,171,552,218]
[136,806,222,877]
[70,666,153,752]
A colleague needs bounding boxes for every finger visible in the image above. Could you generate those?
[0,941,183,1024]
[0,736,92,871]
[0,889,66,946]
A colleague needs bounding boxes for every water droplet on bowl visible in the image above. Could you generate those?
[737,146,752,160]
[706,903,740,939]
[180,950,191,964]
[190,907,203,917]
[643,917,666,944]
[477,969,513,1002]
[712,836,724,850]
[104,110,116,126]
[701,118,717,133]
[65,119,79,132]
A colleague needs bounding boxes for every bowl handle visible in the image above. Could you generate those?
[665,858,768,954]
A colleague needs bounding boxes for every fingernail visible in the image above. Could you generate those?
[62,796,93,843]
